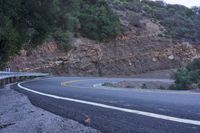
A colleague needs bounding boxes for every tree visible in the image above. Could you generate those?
[0,0,121,68]
[192,6,200,15]
[79,0,120,41]
[0,0,57,67]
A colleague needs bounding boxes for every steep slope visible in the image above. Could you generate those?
[8,1,200,76]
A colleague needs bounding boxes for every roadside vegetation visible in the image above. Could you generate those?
[171,58,200,90]
[113,0,200,43]
[0,0,120,68]
[142,0,200,43]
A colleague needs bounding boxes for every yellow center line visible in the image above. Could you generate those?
[61,80,82,86]
[61,79,101,86]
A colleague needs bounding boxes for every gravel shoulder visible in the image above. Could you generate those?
[0,85,100,133]
[131,69,176,79]
[102,69,175,90]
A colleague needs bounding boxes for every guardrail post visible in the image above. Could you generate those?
[0,80,3,87]
[16,77,20,82]
[13,77,17,83]
[0,79,6,86]
[5,78,9,84]
[9,77,12,83]
[19,76,23,81]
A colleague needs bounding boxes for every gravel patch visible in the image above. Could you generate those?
[0,85,100,133]
[131,69,176,79]
[102,69,175,90]
[103,80,172,90]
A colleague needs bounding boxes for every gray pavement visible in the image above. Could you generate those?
[12,77,200,133]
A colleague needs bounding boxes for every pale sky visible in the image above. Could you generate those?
[154,0,200,8]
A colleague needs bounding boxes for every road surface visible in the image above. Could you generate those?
[13,77,200,133]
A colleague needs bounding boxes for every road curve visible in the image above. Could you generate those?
[13,77,200,133]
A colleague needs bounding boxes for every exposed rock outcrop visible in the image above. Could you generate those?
[8,37,198,76]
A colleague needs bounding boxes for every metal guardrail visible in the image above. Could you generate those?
[0,71,48,87]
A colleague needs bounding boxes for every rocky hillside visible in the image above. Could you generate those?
[8,1,200,76]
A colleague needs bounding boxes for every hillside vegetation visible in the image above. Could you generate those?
[1,0,200,70]
[0,0,120,68]
[112,0,200,43]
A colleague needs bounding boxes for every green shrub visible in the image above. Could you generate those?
[172,58,200,90]
[186,58,200,71]
[141,83,147,89]
[102,82,115,87]
[79,0,120,41]
[53,30,72,52]
[172,69,192,89]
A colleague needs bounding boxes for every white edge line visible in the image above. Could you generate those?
[17,82,200,126]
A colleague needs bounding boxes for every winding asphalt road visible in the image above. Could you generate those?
[13,77,200,133]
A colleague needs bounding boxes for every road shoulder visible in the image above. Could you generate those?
[0,85,100,133]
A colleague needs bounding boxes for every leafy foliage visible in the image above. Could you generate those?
[142,1,200,43]
[79,0,120,41]
[171,58,200,90]
[120,0,200,44]
[0,0,72,67]
[0,0,120,68]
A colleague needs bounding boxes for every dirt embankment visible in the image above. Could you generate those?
[8,37,198,77]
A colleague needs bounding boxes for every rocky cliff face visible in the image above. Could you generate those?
[8,3,200,76]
